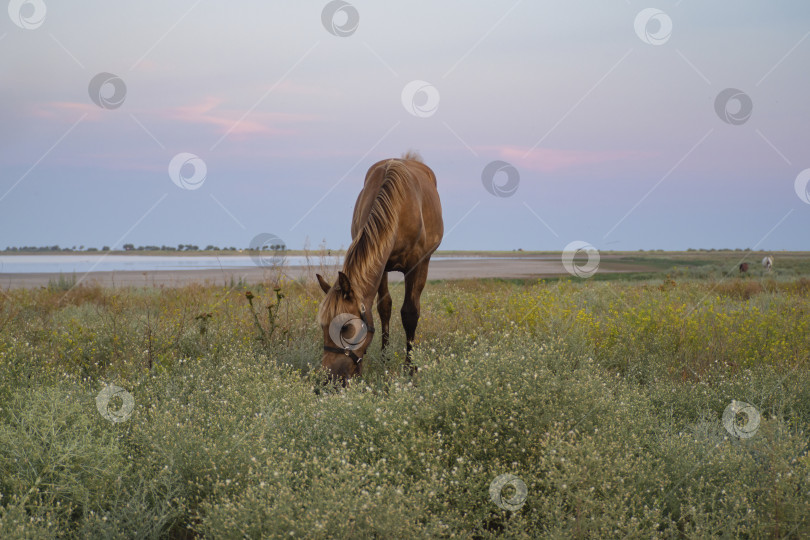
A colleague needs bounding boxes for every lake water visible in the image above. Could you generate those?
[0,254,549,274]
[0,255,339,274]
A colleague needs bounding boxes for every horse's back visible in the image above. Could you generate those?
[351,157,443,270]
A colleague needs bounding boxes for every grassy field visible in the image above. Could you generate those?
[1,254,809,538]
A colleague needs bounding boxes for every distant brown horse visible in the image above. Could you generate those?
[739,262,749,273]
[316,153,443,383]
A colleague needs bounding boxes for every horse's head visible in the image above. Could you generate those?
[316,271,374,383]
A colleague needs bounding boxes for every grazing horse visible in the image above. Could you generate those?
[739,262,749,273]
[316,153,443,383]
[762,256,773,272]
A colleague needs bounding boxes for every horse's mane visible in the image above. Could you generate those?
[318,160,409,323]
[343,160,409,294]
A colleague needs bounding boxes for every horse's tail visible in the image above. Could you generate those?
[401,150,423,162]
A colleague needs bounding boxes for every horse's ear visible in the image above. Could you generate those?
[337,271,353,300]
[316,274,331,294]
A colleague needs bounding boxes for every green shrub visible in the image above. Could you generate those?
[1,275,809,537]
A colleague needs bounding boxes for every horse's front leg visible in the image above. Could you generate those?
[377,273,392,352]
[401,261,429,374]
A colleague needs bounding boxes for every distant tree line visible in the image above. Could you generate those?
[3,245,110,252]
[4,245,761,253]
[119,244,244,252]
[685,248,752,252]
[636,248,756,252]
[3,244,286,252]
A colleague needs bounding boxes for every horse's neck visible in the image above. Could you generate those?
[344,171,405,302]
[343,228,395,303]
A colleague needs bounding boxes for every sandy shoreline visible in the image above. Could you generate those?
[0,257,651,289]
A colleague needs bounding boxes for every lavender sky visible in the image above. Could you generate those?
[1,1,809,252]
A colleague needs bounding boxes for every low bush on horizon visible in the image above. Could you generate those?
[1,271,809,537]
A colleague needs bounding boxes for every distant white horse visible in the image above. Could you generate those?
[762,256,773,272]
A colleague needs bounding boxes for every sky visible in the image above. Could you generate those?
[1,0,809,253]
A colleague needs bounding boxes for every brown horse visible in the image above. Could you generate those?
[316,152,443,383]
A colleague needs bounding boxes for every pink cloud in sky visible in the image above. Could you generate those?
[167,96,320,137]
[32,102,104,121]
[30,98,311,139]
[484,145,648,173]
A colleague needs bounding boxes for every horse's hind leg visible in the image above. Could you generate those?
[401,260,429,373]
[377,273,392,352]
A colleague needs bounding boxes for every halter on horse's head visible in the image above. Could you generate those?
[317,271,376,383]
[322,301,375,365]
